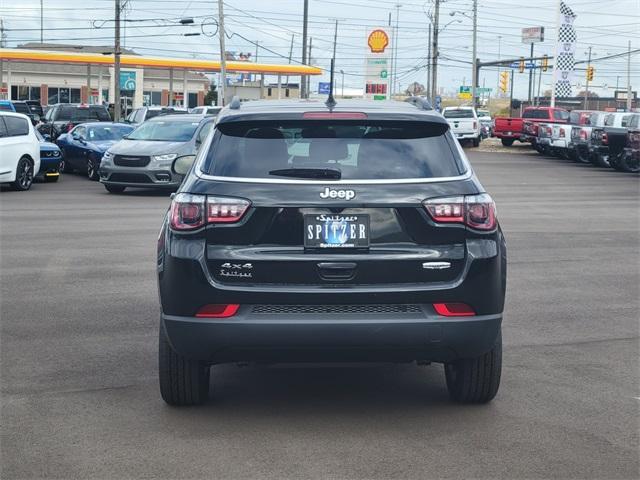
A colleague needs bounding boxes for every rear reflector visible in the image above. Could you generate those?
[303,112,367,119]
[433,303,475,317]
[196,304,240,318]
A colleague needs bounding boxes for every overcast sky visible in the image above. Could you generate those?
[1,0,638,98]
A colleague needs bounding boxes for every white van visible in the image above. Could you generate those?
[0,112,41,191]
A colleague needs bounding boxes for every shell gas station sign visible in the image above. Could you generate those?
[364,28,391,100]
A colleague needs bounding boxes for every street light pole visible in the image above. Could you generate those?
[627,40,633,112]
[40,0,44,43]
[217,0,227,106]
[301,0,308,99]
[584,46,592,109]
[496,35,501,97]
[471,0,477,108]
[114,0,121,122]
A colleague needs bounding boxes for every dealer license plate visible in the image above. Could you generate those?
[304,214,370,249]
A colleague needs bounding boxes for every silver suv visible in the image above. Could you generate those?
[98,114,214,193]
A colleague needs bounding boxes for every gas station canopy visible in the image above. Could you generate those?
[0,48,323,76]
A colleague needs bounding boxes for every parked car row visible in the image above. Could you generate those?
[2,102,221,192]
[532,111,639,173]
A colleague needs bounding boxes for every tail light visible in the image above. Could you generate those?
[473,121,477,130]
[423,194,497,231]
[580,129,588,141]
[170,193,250,231]
[602,132,608,145]
[559,128,565,138]
[196,304,240,318]
[207,196,251,223]
[433,303,475,317]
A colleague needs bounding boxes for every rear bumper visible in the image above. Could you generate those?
[493,132,521,139]
[454,132,479,140]
[162,308,502,364]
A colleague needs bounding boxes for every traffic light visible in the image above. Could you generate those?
[499,71,509,93]
[586,66,594,81]
[519,57,525,73]
[542,55,549,72]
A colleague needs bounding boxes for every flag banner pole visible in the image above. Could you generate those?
[552,1,577,105]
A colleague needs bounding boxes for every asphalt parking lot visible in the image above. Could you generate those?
[1,147,638,479]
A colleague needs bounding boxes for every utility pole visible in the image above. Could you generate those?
[426,22,431,99]
[114,0,121,121]
[285,34,294,87]
[527,42,534,102]
[496,35,501,97]
[583,46,592,109]
[301,0,309,99]
[392,4,401,97]
[332,20,338,94]
[307,37,313,96]
[40,0,44,43]
[431,0,440,101]
[627,40,633,112]
[217,0,227,106]
[509,69,514,115]
[471,0,478,108]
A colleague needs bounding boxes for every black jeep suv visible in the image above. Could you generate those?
[157,99,507,406]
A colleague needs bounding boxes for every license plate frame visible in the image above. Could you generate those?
[304,214,370,249]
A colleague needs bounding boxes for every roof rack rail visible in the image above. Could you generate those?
[405,96,433,111]
[229,96,241,110]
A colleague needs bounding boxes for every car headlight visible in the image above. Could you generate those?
[53,150,61,157]
[102,151,114,161]
[153,153,178,162]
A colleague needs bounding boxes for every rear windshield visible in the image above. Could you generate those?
[58,106,110,121]
[202,121,465,180]
[523,109,550,119]
[443,109,474,119]
[12,103,31,115]
[146,109,188,120]
[128,120,199,142]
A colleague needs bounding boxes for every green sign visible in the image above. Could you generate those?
[459,86,471,94]
[119,71,136,91]
[373,95,386,100]
[477,87,493,94]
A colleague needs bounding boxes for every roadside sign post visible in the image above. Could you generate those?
[522,27,544,103]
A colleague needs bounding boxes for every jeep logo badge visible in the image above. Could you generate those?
[320,187,356,201]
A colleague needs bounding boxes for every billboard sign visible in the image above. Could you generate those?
[364,27,391,100]
[522,26,544,43]
[119,71,136,91]
[318,82,331,94]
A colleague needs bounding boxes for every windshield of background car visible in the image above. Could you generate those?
[128,120,199,142]
[202,121,465,180]
[146,109,188,120]
[443,109,475,119]
[58,106,110,121]
[88,125,134,141]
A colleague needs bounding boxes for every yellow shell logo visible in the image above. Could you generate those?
[368,29,389,53]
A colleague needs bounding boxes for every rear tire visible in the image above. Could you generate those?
[11,157,34,191]
[159,320,210,406]
[619,153,640,173]
[444,331,502,404]
[472,137,480,147]
[592,152,610,168]
[575,147,591,164]
[501,138,514,147]
[104,184,125,193]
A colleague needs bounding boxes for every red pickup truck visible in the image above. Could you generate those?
[494,106,570,147]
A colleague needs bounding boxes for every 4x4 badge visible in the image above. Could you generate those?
[320,187,355,200]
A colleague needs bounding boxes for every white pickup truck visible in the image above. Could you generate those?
[442,106,481,147]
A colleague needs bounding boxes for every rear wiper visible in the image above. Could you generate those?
[268,167,342,180]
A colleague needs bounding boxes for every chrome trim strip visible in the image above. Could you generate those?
[194,169,472,185]
[422,262,451,270]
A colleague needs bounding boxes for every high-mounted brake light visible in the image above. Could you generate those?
[170,194,250,231]
[433,303,475,317]
[302,112,368,119]
[423,194,497,231]
[196,304,240,318]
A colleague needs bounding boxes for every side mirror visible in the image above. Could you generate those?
[172,155,196,176]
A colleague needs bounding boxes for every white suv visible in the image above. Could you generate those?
[0,112,40,191]
[442,106,482,147]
